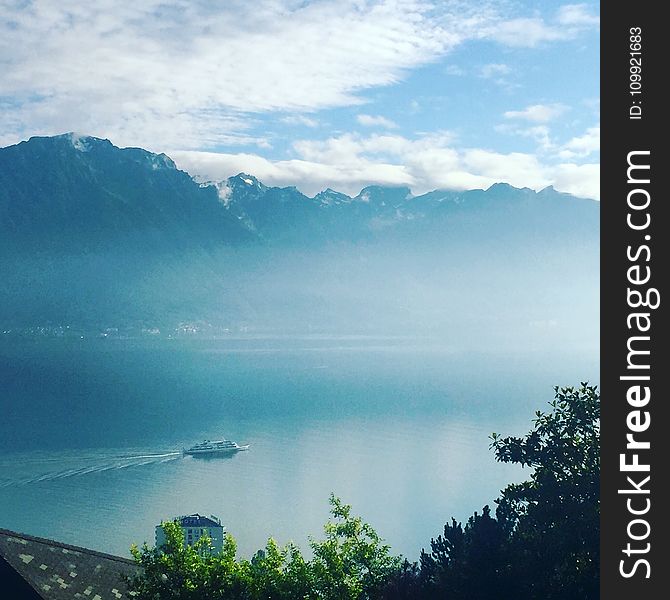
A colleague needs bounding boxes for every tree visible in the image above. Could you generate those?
[127,495,400,600]
[310,494,402,600]
[127,521,252,600]
[490,383,600,599]
[413,505,513,600]
[247,539,315,600]
[394,383,600,600]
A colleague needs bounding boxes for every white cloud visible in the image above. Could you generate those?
[557,125,600,159]
[583,97,600,113]
[444,64,465,76]
[551,163,599,200]
[171,150,413,198]
[213,181,233,206]
[171,130,600,200]
[479,63,511,79]
[496,121,599,187]
[0,0,502,149]
[459,149,550,189]
[0,1,599,150]
[504,103,568,123]
[488,17,567,47]
[477,63,518,89]
[280,115,320,128]
[356,114,399,129]
[556,4,600,27]
[484,4,599,47]
[496,123,554,152]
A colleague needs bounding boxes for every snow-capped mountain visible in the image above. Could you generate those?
[0,134,599,337]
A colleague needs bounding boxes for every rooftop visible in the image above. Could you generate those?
[175,514,222,528]
[0,528,138,600]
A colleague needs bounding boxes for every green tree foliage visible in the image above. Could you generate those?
[422,505,514,600]
[127,495,400,600]
[311,495,401,600]
[490,383,600,599]
[384,383,600,600]
[128,522,255,600]
[384,505,513,600]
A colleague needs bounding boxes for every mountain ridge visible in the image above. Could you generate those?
[1,133,597,250]
[0,134,599,337]
[3,132,594,203]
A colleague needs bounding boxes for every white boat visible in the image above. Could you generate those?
[183,439,250,456]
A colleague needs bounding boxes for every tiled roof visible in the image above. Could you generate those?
[0,528,139,600]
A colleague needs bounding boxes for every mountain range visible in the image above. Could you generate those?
[0,134,599,344]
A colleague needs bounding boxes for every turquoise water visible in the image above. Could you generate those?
[0,337,598,559]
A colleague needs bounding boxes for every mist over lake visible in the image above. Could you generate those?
[0,337,597,558]
[0,134,599,561]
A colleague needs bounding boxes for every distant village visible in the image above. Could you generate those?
[1,321,254,340]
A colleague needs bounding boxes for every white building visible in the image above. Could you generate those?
[155,514,225,553]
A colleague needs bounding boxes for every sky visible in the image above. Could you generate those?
[0,0,599,199]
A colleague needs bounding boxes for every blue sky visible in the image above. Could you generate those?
[0,1,599,198]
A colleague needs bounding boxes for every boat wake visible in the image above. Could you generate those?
[0,451,182,488]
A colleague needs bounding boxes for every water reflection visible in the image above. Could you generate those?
[187,453,237,462]
[0,340,598,560]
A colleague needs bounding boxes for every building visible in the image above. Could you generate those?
[0,527,139,600]
[155,514,225,553]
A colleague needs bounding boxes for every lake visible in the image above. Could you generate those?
[0,336,598,559]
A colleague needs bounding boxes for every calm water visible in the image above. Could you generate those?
[0,337,598,559]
